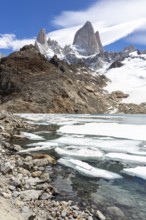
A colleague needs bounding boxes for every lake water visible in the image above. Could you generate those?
[18,114,146,220]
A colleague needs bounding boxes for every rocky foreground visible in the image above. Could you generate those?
[0,45,146,114]
[0,111,109,220]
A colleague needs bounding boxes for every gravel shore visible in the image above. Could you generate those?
[0,111,107,220]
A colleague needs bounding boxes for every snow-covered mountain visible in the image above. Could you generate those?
[35,21,146,106]
[35,22,107,69]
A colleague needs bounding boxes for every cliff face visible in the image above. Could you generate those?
[73,21,100,56]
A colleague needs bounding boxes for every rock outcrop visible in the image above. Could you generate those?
[73,21,100,56]
[35,28,49,56]
[95,31,103,51]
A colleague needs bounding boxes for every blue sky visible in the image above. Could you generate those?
[1,0,146,54]
[0,0,96,36]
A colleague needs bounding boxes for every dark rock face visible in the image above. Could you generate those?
[47,38,64,57]
[110,91,129,100]
[73,21,100,56]
[109,58,124,69]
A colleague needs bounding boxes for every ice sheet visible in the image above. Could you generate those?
[122,166,146,180]
[19,144,58,153]
[55,147,104,161]
[20,132,45,141]
[58,158,122,180]
[105,153,146,164]
[58,123,146,141]
[53,136,140,153]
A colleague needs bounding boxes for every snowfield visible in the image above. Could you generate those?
[105,52,146,104]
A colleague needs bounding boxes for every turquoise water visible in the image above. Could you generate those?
[18,114,146,220]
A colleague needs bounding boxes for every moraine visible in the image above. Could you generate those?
[17,114,146,220]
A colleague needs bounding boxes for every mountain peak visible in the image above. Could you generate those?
[84,21,93,27]
[36,28,47,45]
[35,28,49,56]
[95,31,103,51]
[73,21,100,56]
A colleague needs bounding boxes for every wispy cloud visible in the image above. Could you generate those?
[50,0,146,47]
[48,18,146,47]
[53,0,146,29]
[1,0,146,51]
[0,34,34,51]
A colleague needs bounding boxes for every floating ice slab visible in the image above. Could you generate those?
[54,136,140,153]
[122,166,146,180]
[58,158,122,180]
[26,141,58,147]
[20,132,45,141]
[55,147,104,161]
[19,144,58,153]
[58,123,146,141]
[105,153,146,164]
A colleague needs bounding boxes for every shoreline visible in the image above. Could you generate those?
[0,111,107,220]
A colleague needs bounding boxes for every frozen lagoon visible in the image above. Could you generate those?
[18,114,146,220]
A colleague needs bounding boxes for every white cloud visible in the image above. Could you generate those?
[48,18,146,47]
[0,34,34,51]
[1,0,146,51]
[48,0,146,47]
[53,0,146,29]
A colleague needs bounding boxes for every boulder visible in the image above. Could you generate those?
[110,91,129,100]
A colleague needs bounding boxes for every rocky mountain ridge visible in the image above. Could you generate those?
[35,21,145,73]
[0,21,146,113]
[0,44,143,113]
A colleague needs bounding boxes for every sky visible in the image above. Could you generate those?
[1,0,146,54]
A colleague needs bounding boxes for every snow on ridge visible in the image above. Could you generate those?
[105,52,146,104]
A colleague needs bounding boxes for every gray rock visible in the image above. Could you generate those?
[13,144,22,151]
[0,162,14,174]
[95,31,103,51]
[88,217,93,220]
[40,172,50,181]
[73,21,100,56]
[1,192,11,199]
[32,171,42,177]
[15,190,42,201]
[96,210,106,220]
[61,209,67,217]
[107,206,125,219]
[40,193,51,200]
[36,28,47,45]
[12,178,21,187]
